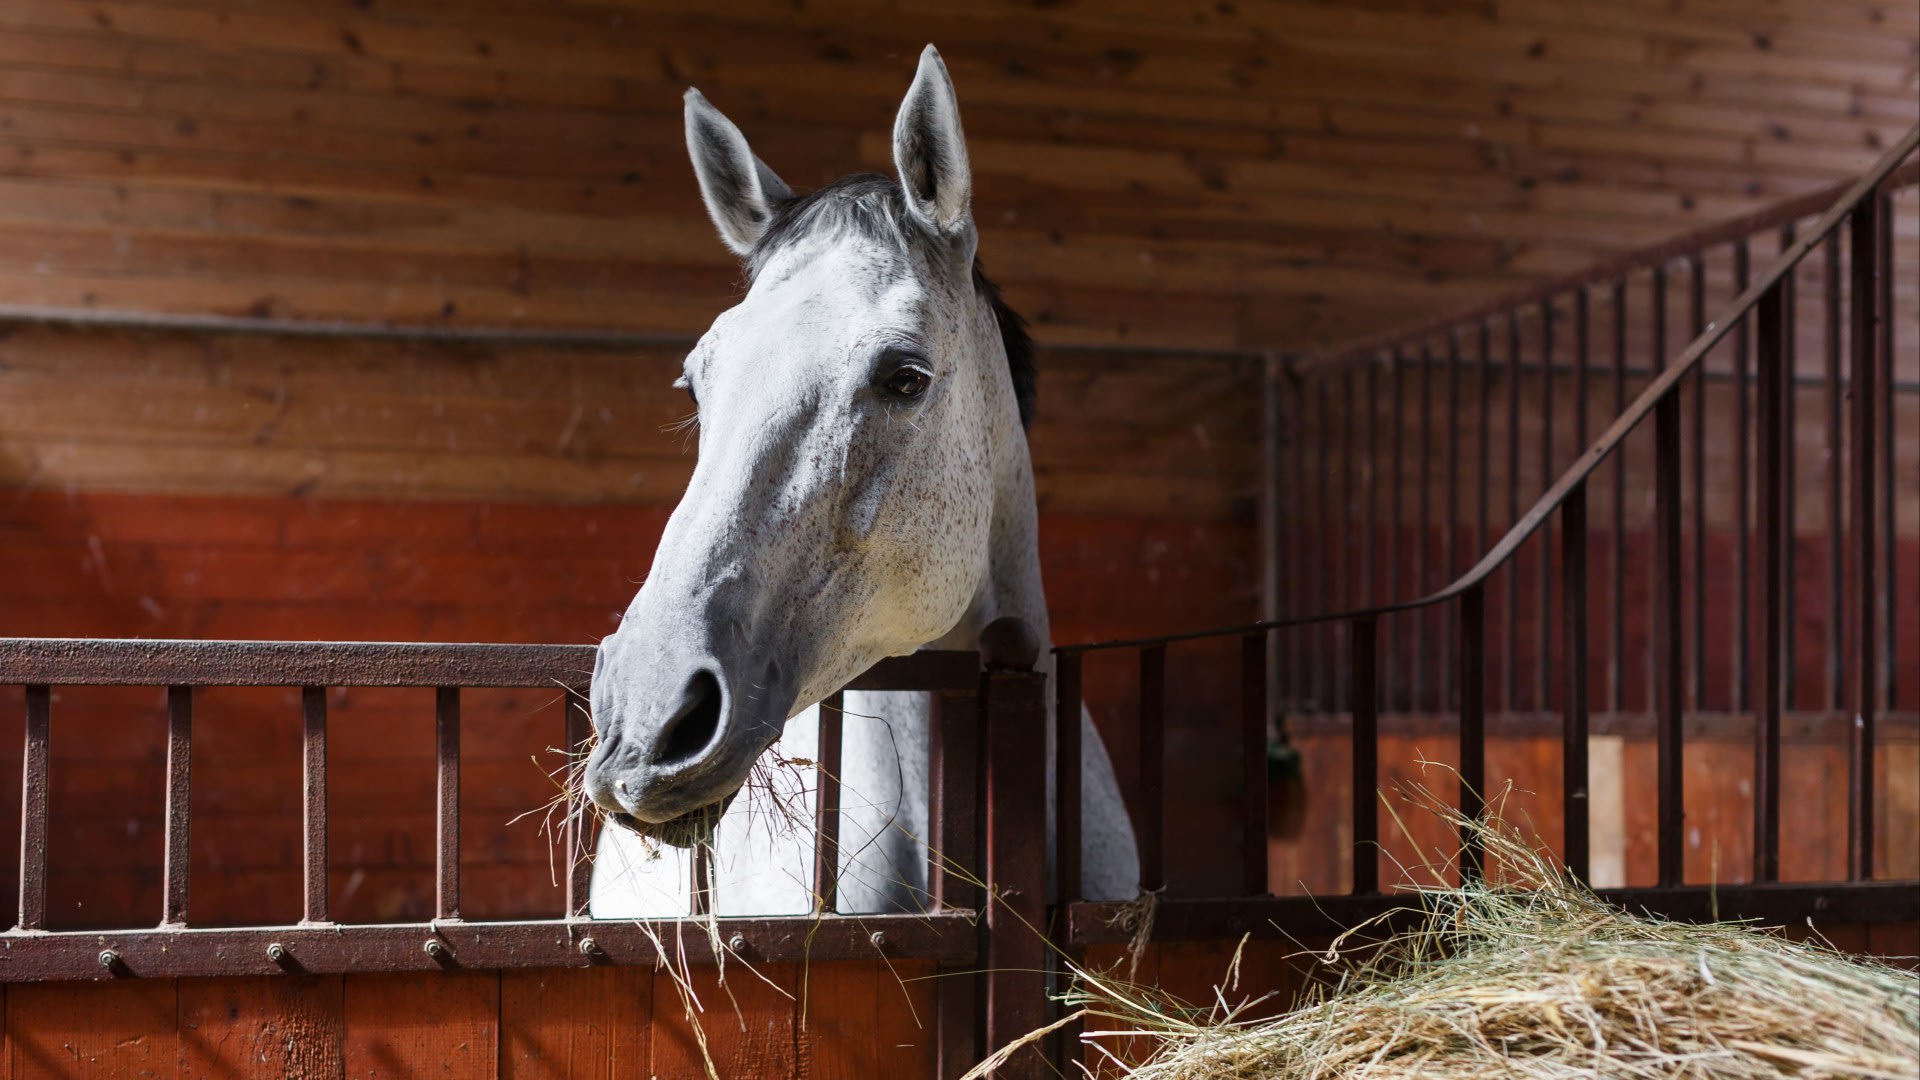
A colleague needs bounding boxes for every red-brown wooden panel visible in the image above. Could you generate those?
[4,980,176,1078]
[1077,942,1159,1078]
[649,959,799,1078]
[177,975,345,1078]
[798,958,937,1078]
[1867,921,1920,969]
[500,966,650,1079]
[342,972,498,1077]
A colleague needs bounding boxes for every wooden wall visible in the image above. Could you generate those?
[0,0,1912,352]
[0,7,1915,1069]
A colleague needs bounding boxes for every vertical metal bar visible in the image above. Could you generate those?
[930,690,981,912]
[1506,315,1522,713]
[813,689,845,913]
[1240,633,1269,895]
[1415,342,1433,711]
[435,686,460,921]
[17,685,50,931]
[1290,379,1308,704]
[1538,299,1556,715]
[1848,199,1881,881]
[1445,332,1462,711]
[1733,241,1753,711]
[932,683,983,1078]
[1574,288,1591,457]
[563,684,592,917]
[163,685,192,926]
[1262,354,1284,722]
[302,686,328,923]
[1366,360,1380,607]
[1780,224,1799,712]
[1458,587,1487,880]
[1875,192,1897,719]
[1315,378,1332,709]
[1390,347,1406,707]
[1825,234,1846,716]
[1569,290,1593,881]
[1689,255,1708,712]
[1562,484,1591,883]
[1653,264,1686,889]
[1755,283,1787,884]
[1055,652,1083,905]
[1339,370,1356,709]
[983,669,1049,1079]
[1610,280,1629,714]
[1350,618,1379,895]
[1650,264,1670,723]
[1138,645,1166,893]
[1477,322,1492,567]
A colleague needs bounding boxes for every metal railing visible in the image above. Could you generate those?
[0,633,1058,1076]
[1053,126,1920,951]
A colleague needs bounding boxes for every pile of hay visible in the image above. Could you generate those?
[1054,810,1919,1079]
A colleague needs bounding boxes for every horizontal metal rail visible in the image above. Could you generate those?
[0,912,980,983]
[0,638,981,691]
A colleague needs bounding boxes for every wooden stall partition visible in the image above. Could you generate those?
[0,959,939,1078]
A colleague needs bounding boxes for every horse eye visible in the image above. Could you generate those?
[881,366,931,399]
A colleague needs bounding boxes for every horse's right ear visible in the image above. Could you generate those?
[684,89,793,257]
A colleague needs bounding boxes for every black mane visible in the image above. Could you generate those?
[746,173,1036,428]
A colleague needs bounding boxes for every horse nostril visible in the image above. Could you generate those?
[655,670,723,767]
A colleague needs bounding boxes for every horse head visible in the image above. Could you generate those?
[583,46,1033,846]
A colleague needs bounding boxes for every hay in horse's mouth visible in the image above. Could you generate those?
[608,801,725,850]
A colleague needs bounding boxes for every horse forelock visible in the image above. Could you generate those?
[747,174,1035,429]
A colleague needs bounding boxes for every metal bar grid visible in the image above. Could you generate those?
[1055,124,1918,919]
[1,640,993,984]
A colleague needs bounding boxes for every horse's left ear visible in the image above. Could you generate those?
[893,45,972,238]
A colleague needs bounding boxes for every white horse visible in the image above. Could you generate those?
[583,46,1138,917]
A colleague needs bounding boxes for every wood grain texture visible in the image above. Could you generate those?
[0,323,1259,521]
[649,959,799,1078]
[177,975,345,1079]
[500,966,650,1079]
[798,958,937,1079]
[0,0,1911,350]
[341,972,498,1078]
[4,980,176,1078]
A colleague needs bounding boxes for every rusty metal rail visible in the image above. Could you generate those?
[0,633,1052,1076]
[1052,126,1920,952]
